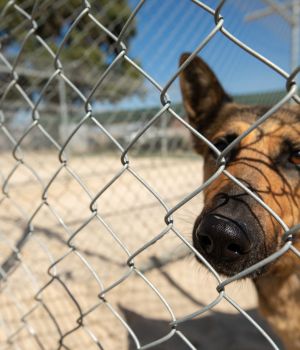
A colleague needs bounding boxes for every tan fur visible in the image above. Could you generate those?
[179,53,300,349]
[256,269,300,350]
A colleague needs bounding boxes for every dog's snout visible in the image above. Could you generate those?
[196,214,252,263]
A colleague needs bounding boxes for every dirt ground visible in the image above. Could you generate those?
[0,152,281,349]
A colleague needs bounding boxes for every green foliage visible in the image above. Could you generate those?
[0,0,144,103]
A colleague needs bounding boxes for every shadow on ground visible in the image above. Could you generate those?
[121,307,283,350]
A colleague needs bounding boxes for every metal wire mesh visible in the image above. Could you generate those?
[0,0,299,349]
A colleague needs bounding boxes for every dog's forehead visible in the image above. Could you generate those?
[214,103,300,138]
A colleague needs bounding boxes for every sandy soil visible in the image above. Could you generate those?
[0,152,281,349]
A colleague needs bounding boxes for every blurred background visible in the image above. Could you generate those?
[0,0,298,349]
[0,0,298,153]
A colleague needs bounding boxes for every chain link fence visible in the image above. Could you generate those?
[0,0,299,349]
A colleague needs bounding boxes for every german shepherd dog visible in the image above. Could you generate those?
[179,53,300,350]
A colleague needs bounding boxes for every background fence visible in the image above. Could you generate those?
[0,0,299,349]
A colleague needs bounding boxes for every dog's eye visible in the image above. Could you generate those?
[289,150,300,166]
[209,134,238,162]
[213,138,230,152]
[212,134,237,152]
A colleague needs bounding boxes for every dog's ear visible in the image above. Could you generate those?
[179,53,231,133]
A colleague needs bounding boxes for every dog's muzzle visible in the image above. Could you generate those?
[193,192,266,276]
[196,214,252,262]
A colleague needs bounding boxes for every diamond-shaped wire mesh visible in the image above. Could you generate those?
[0,0,299,349]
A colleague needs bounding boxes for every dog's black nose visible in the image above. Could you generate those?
[196,214,252,262]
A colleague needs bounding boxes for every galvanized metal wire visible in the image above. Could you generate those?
[0,0,299,349]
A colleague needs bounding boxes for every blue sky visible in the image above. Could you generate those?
[103,0,297,110]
